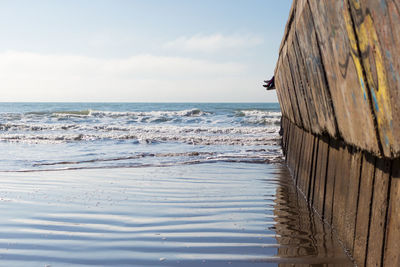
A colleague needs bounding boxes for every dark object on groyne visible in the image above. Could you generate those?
[263,76,275,90]
[274,0,400,266]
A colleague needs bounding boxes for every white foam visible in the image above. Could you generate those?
[0,124,280,146]
[0,108,281,145]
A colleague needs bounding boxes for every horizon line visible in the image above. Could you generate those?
[0,101,280,104]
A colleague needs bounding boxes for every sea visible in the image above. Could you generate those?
[0,103,282,172]
[0,103,353,266]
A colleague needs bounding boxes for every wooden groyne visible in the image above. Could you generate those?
[275,1,400,265]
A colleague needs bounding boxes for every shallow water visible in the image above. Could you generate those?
[0,103,353,266]
[0,103,282,172]
[0,163,353,266]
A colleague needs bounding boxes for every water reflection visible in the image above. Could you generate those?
[271,166,353,266]
[0,163,353,266]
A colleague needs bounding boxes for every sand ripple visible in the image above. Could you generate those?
[0,164,352,266]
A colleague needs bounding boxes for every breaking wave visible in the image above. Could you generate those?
[0,103,282,172]
[0,124,279,145]
[0,108,281,145]
[1,149,284,172]
[23,108,208,119]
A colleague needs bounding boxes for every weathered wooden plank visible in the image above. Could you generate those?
[349,0,400,157]
[300,129,311,192]
[276,53,296,124]
[287,122,294,173]
[282,54,304,128]
[275,57,291,122]
[293,32,321,134]
[281,43,297,127]
[308,135,319,205]
[308,0,380,155]
[353,153,376,266]
[284,117,291,156]
[294,127,304,188]
[281,117,288,153]
[281,117,285,151]
[289,124,298,178]
[286,117,291,145]
[286,120,293,166]
[281,57,296,124]
[312,137,322,210]
[289,123,298,175]
[376,0,400,157]
[314,136,329,216]
[294,126,304,183]
[298,131,309,193]
[282,33,304,129]
[383,158,400,265]
[332,144,350,239]
[343,148,362,254]
[302,132,314,195]
[366,157,391,267]
[275,1,400,265]
[307,133,316,196]
[276,82,289,121]
[294,2,337,137]
[302,132,309,193]
[277,0,400,159]
[294,0,307,20]
[274,78,286,119]
[324,139,340,224]
[286,31,311,131]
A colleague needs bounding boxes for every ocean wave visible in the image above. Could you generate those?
[0,129,280,146]
[235,110,281,126]
[24,108,209,118]
[0,122,279,133]
[0,108,211,124]
[4,150,284,172]
[0,107,281,145]
[0,103,283,174]
[0,108,281,128]
[32,151,217,166]
[90,108,209,118]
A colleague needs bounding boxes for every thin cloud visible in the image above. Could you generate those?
[0,51,248,101]
[164,33,264,53]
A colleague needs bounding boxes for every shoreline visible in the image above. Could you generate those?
[0,162,352,266]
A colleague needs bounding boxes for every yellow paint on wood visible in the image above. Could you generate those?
[344,0,394,153]
[343,4,368,105]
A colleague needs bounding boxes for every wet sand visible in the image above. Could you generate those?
[0,163,353,266]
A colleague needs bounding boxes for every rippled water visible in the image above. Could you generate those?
[0,103,353,266]
[0,103,282,172]
[0,163,352,266]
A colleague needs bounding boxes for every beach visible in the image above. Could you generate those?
[0,103,352,266]
[0,163,352,266]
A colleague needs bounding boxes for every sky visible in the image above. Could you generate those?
[0,0,292,102]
